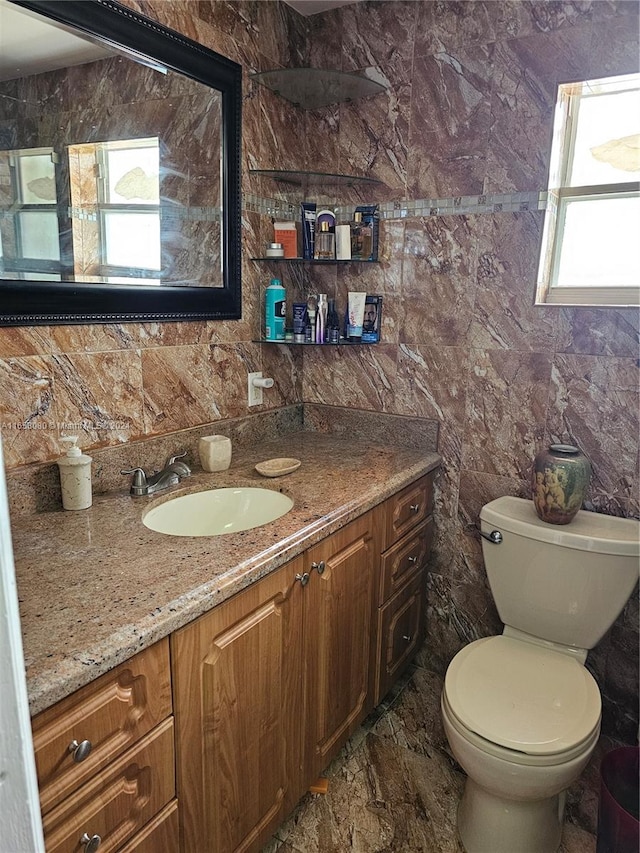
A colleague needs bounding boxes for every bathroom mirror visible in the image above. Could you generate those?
[0,0,242,325]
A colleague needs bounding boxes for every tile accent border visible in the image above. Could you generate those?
[243,190,547,220]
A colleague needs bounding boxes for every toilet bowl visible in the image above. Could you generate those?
[441,635,601,853]
[440,496,639,853]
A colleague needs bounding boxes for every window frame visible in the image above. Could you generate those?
[536,74,640,307]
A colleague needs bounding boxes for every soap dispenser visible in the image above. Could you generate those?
[57,435,92,510]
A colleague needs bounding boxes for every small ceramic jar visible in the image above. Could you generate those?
[532,444,591,525]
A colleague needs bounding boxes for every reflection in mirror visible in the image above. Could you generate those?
[0,0,241,324]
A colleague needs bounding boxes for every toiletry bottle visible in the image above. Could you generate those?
[305,296,317,343]
[316,294,328,343]
[57,435,92,510]
[350,211,372,261]
[264,277,286,341]
[328,298,340,343]
[314,221,335,260]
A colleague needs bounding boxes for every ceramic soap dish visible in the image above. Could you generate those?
[255,457,301,478]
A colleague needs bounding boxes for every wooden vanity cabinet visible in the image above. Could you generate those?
[171,509,378,853]
[31,639,177,853]
[373,473,435,705]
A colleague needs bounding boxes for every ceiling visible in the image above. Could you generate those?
[283,0,361,15]
[0,0,111,81]
[0,0,359,82]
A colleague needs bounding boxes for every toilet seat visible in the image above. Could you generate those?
[444,636,601,757]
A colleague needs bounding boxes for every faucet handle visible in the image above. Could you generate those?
[121,467,148,496]
[166,450,187,467]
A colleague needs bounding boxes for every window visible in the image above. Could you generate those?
[536,73,640,307]
[0,147,62,277]
[67,137,161,282]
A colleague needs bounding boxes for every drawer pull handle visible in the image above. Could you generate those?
[80,833,102,852]
[68,739,92,763]
[402,635,412,643]
[407,556,418,564]
[295,572,310,587]
[410,504,420,513]
[311,560,326,575]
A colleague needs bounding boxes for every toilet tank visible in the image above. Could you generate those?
[480,496,639,649]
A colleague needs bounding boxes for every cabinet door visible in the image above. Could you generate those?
[171,557,305,853]
[375,572,425,704]
[41,718,174,853]
[304,513,375,780]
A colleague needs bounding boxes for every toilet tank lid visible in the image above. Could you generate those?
[444,636,601,755]
[481,496,640,557]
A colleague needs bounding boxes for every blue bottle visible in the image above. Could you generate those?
[264,278,286,341]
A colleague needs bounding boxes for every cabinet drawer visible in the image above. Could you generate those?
[380,518,433,602]
[384,475,433,548]
[117,800,179,853]
[42,717,175,853]
[375,573,425,705]
[33,639,172,815]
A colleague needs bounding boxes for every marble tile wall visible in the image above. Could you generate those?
[295,0,640,756]
[0,0,638,815]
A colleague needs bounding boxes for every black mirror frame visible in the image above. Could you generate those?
[1,0,242,326]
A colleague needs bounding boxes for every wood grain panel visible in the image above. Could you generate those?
[171,558,305,853]
[305,512,376,780]
[33,639,172,815]
[379,518,434,601]
[117,800,179,853]
[375,572,425,704]
[383,474,434,548]
[42,717,174,853]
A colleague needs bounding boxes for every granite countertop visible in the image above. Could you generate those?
[11,429,439,717]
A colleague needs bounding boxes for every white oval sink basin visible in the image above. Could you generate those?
[143,487,294,537]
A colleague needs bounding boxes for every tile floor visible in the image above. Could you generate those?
[263,664,599,853]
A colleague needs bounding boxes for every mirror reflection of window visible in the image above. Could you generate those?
[0,147,61,276]
[68,137,161,281]
[537,73,640,306]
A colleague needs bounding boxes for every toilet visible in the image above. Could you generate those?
[441,496,639,853]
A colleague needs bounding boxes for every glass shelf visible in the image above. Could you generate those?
[251,256,378,264]
[250,169,382,188]
[255,339,376,346]
[249,68,387,111]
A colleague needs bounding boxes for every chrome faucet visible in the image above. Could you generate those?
[121,451,191,496]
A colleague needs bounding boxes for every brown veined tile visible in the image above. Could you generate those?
[0,326,51,358]
[547,354,639,511]
[400,215,479,348]
[51,351,144,449]
[485,27,592,192]
[407,45,494,199]
[557,307,640,358]
[0,356,58,467]
[494,0,596,39]
[261,344,303,409]
[463,348,552,479]
[49,323,139,354]
[469,211,558,353]
[302,344,398,413]
[139,321,208,348]
[142,344,218,434]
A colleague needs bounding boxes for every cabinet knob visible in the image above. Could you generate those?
[68,739,92,763]
[410,504,420,513]
[407,555,418,564]
[311,560,326,575]
[295,572,310,587]
[402,635,412,643]
[80,833,102,852]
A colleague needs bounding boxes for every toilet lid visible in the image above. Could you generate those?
[445,636,601,755]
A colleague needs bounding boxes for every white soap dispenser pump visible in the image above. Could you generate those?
[57,435,92,510]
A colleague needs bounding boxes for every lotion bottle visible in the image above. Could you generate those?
[57,435,92,510]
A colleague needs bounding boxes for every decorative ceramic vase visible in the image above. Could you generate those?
[532,444,591,525]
